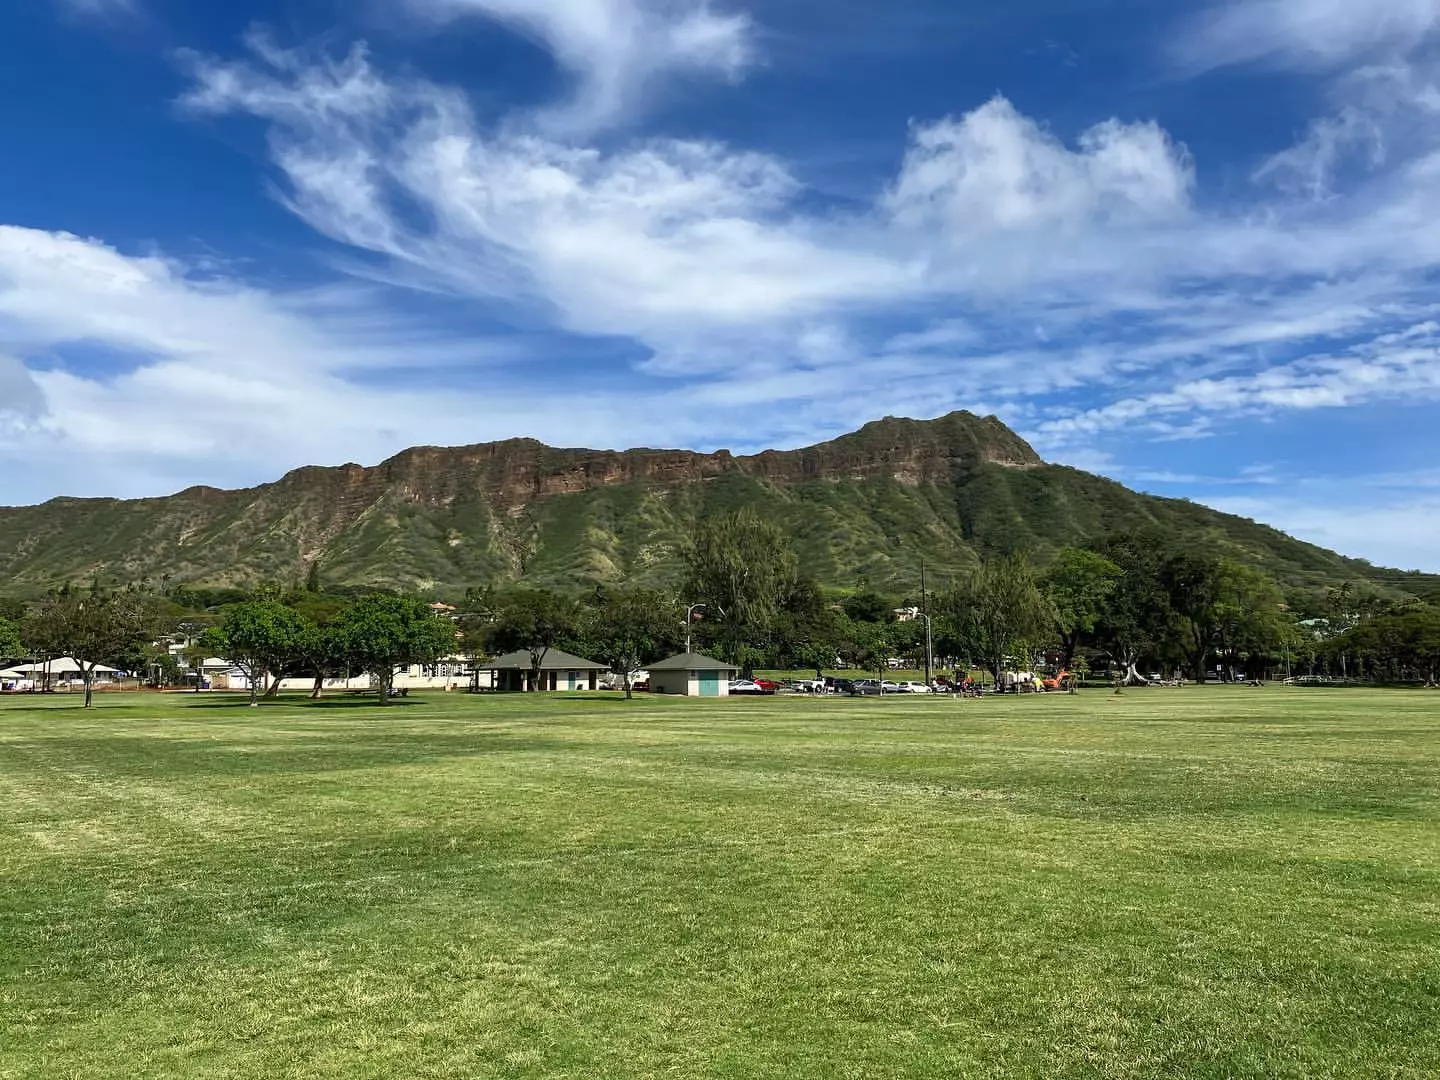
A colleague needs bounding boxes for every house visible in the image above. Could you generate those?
[0,658,123,690]
[234,656,489,694]
[485,649,608,692]
[647,653,739,697]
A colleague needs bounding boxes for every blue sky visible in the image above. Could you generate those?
[3,0,1440,570]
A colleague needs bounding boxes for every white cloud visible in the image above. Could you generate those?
[885,100,1192,233]
[162,35,1440,509]
[409,0,752,130]
[1033,319,1440,444]
[0,224,1014,504]
[57,0,135,14]
[1176,0,1440,73]
[11,11,1440,564]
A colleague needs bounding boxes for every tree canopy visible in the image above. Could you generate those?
[333,595,457,703]
[684,509,798,673]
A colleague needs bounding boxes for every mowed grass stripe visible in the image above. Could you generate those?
[2,688,1438,1078]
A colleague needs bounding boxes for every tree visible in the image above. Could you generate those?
[773,577,843,677]
[942,554,1053,687]
[334,594,457,703]
[292,618,351,699]
[206,600,310,706]
[1043,549,1122,671]
[1212,563,1290,680]
[1159,551,1227,684]
[684,510,798,674]
[841,589,895,624]
[23,588,156,708]
[1089,531,1178,686]
[0,615,21,660]
[486,590,581,692]
[579,589,681,699]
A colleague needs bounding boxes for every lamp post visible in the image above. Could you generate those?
[685,603,707,654]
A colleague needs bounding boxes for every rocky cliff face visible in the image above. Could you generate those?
[267,411,1045,510]
[0,411,1412,595]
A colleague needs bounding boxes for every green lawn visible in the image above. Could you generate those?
[2,688,1437,1078]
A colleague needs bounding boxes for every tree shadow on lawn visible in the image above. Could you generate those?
[164,696,428,711]
[0,729,578,779]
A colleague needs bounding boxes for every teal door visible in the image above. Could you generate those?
[699,670,720,697]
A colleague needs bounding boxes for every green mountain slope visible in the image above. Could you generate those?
[0,412,1426,596]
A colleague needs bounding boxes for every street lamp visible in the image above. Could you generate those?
[685,603,707,654]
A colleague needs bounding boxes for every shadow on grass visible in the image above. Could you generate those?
[2,729,579,778]
[171,696,428,711]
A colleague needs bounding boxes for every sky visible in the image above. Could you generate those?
[2,0,1440,571]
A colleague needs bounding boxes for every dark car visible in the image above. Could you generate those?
[825,677,856,695]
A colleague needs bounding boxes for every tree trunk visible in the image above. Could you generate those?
[623,671,633,701]
[263,673,284,699]
[310,673,324,700]
[82,666,94,709]
[1059,631,1079,675]
[249,668,260,707]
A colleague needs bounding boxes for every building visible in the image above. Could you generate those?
[219,657,487,694]
[0,658,123,691]
[485,649,608,692]
[647,653,739,697]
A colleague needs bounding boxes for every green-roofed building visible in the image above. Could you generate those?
[647,653,739,697]
[486,649,609,692]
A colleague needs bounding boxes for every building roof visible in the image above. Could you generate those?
[647,652,738,672]
[0,657,121,677]
[487,648,608,671]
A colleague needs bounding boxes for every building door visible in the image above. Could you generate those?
[698,670,720,697]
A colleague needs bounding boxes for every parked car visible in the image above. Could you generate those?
[896,681,932,694]
[851,680,901,695]
[754,679,780,693]
[826,678,856,695]
[729,679,774,696]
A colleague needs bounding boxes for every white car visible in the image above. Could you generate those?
[729,679,772,696]
[896,681,933,694]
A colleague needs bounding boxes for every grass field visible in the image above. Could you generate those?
[2,688,1438,1078]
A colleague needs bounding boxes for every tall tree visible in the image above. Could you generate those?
[334,594,457,703]
[205,600,310,706]
[1160,551,1227,683]
[684,509,798,675]
[1089,531,1178,686]
[23,588,156,708]
[1213,563,1290,680]
[1043,548,1122,671]
[942,554,1053,686]
[579,588,681,699]
[482,589,579,692]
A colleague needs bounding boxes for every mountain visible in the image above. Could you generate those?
[0,412,1427,598]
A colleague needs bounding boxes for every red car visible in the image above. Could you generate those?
[754,679,780,693]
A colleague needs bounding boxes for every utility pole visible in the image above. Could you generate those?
[920,557,931,688]
[920,613,934,691]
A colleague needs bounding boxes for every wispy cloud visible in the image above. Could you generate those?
[407,0,753,131]
[56,0,136,16]
[1174,0,1440,74]
[173,33,1440,450]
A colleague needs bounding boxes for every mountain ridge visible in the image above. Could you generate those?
[0,412,1427,598]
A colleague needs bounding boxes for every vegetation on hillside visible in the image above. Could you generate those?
[0,413,1429,598]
